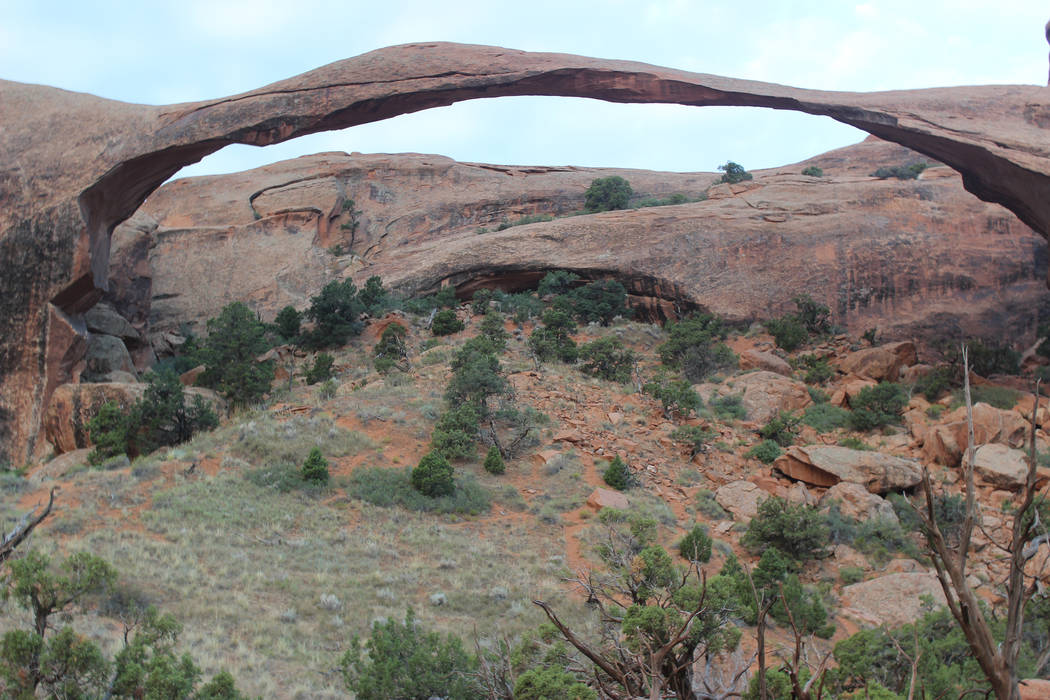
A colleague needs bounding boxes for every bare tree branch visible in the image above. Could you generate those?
[0,487,57,565]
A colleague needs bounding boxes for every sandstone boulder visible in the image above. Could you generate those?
[30,448,93,485]
[836,341,916,381]
[738,349,792,377]
[921,402,1029,466]
[715,480,769,520]
[82,335,136,382]
[85,302,141,341]
[774,445,922,493]
[822,481,898,523]
[587,488,629,511]
[972,443,1030,490]
[726,371,810,424]
[829,376,878,408]
[840,572,947,628]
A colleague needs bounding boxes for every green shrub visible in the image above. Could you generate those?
[803,403,851,433]
[643,376,701,419]
[305,353,335,385]
[431,309,464,336]
[967,340,1021,376]
[445,340,506,411]
[483,446,505,475]
[301,279,364,348]
[837,436,872,450]
[341,609,480,699]
[765,315,808,352]
[801,165,824,177]
[759,411,801,446]
[677,524,712,563]
[872,162,927,179]
[670,425,717,458]
[792,294,831,334]
[709,394,746,421]
[603,456,634,491]
[273,305,301,341]
[578,337,635,383]
[746,440,782,464]
[301,447,329,484]
[796,353,833,384]
[913,366,952,401]
[348,467,491,515]
[771,574,834,638]
[470,288,494,314]
[718,161,753,184]
[497,213,554,230]
[850,382,908,431]
[537,270,580,297]
[566,280,631,326]
[358,275,389,315]
[431,404,480,461]
[657,313,734,382]
[741,496,829,561]
[514,667,595,700]
[584,176,632,212]
[954,384,1021,410]
[808,386,830,404]
[373,323,408,373]
[411,451,455,497]
[528,326,579,364]
[88,400,132,465]
[839,566,865,585]
[478,312,509,350]
[198,302,275,406]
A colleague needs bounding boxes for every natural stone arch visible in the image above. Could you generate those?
[4,41,1050,463]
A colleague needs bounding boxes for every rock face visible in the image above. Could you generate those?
[921,402,1029,466]
[775,445,923,493]
[5,42,1050,464]
[836,341,917,382]
[822,481,898,523]
[972,443,1031,489]
[840,572,947,628]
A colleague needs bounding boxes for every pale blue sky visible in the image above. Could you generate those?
[3,1,1047,178]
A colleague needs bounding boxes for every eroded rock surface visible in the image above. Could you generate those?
[775,445,922,493]
[6,41,1050,463]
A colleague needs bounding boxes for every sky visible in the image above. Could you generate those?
[2,1,1048,179]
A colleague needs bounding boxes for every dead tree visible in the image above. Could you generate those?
[913,347,1048,700]
[0,487,57,565]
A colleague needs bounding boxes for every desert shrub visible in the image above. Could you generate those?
[431,309,464,336]
[839,566,865,585]
[304,353,335,385]
[497,213,554,230]
[746,440,782,464]
[802,403,851,433]
[88,400,132,465]
[566,280,630,326]
[491,290,544,322]
[837,436,872,450]
[694,490,728,520]
[301,279,364,348]
[796,353,833,384]
[967,340,1021,376]
[514,667,595,700]
[741,496,829,561]
[358,275,389,315]
[348,467,491,515]
[635,192,697,208]
[603,456,634,491]
[301,447,329,484]
[643,376,701,419]
[234,414,372,473]
[765,315,807,352]
[872,162,927,179]
[411,451,455,497]
[891,492,966,547]
[431,403,480,461]
[850,382,908,431]
[657,313,732,381]
[759,411,801,446]
[273,305,301,341]
[585,176,632,212]
[445,340,506,411]
[402,286,458,315]
[670,425,717,458]
[792,294,831,334]
[198,302,275,405]
[681,343,737,383]
[478,312,509,350]
[954,383,1021,410]
[483,446,505,475]
[537,270,580,297]
[373,322,408,373]
[718,161,753,184]
[771,574,835,638]
[470,288,494,314]
[318,379,337,400]
[578,337,635,383]
[709,394,746,421]
[913,366,952,401]
[341,609,480,699]
[677,524,712,563]
[529,308,578,363]
[801,165,824,177]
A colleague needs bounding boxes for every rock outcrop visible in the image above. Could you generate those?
[775,445,923,493]
[6,41,1050,464]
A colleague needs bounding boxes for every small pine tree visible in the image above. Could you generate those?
[274,305,302,341]
[431,310,464,336]
[301,447,330,484]
[412,451,455,497]
[677,524,713,563]
[483,446,505,475]
[603,456,634,491]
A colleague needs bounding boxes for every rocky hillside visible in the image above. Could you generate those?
[16,299,1050,697]
[108,137,1048,379]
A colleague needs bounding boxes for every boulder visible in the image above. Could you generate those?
[829,375,878,408]
[30,448,93,484]
[972,443,1030,490]
[836,341,916,381]
[739,349,792,377]
[922,402,1029,466]
[822,481,898,523]
[774,445,922,493]
[587,488,629,511]
[82,334,136,382]
[84,302,140,341]
[840,572,947,628]
[715,480,769,520]
[726,371,810,424]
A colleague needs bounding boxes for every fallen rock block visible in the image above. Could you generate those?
[715,480,769,520]
[840,572,946,628]
[587,488,629,511]
[774,445,922,493]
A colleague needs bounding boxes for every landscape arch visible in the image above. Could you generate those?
[3,41,1050,464]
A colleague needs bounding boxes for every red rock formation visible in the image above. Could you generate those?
[5,41,1050,464]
